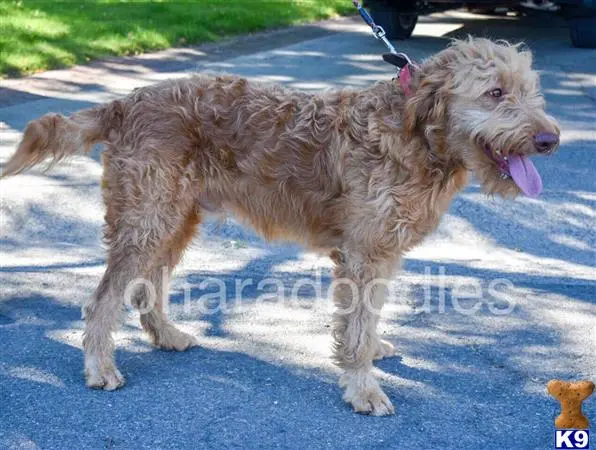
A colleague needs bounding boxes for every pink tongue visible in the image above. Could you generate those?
[508,154,543,198]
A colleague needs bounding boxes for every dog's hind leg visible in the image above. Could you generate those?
[139,209,201,351]
[331,248,397,416]
[83,212,197,389]
[82,241,158,390]
[82,151,198,390]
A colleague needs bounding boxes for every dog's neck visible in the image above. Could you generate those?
[354,80,469,198]
[409,133,468,193]
[392,83,467,185]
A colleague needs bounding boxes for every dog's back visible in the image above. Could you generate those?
[1,74,386,249]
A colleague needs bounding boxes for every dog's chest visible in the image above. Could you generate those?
[390,168,468,251]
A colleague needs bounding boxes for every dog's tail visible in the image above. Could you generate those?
[1,101,123,178]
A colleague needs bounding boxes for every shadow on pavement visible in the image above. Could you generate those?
[1,10,594,449]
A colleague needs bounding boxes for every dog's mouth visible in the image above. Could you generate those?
[484,146,543,198]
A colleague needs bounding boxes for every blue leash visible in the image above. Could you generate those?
[352,0,397,54]
[352,0,416,72]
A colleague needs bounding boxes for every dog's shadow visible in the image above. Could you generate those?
[2,250,593,448]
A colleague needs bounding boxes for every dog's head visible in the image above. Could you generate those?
[404,37,560,198]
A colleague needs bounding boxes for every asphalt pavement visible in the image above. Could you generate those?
[0,11,595,450]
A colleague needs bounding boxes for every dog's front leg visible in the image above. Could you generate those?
[330,248,396,416]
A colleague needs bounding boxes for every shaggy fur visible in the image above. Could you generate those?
[1,38,559,415]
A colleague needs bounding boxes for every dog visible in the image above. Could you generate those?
[1,37,559,415]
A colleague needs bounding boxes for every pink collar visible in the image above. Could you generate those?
[399,64,413,96]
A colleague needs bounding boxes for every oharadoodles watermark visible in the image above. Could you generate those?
[118,264,517,318]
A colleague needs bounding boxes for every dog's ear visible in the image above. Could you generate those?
[403,52,455,140]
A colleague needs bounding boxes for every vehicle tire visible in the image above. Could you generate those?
[569,16,596,48]
[368,2,418,40]
[467,6,498,14]
[562,6,596,48]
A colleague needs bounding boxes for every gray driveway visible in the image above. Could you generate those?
[0,11,594,449]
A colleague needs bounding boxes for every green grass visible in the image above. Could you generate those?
[0,0,353,78]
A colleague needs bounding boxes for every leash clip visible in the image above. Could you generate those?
[352,0,417,94]
[372,25,386,40]
[353,0,397,54]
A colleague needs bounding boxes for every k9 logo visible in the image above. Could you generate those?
[555,430,590,449]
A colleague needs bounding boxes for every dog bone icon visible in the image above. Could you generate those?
[547,379,594,429]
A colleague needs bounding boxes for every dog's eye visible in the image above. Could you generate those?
[488,88,503,98]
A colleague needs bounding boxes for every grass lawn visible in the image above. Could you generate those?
[0,0,354,78]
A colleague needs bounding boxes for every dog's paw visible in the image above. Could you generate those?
[85,356,125,391]
[154,325,197,352]
[374,339,398,360]
[340,370,395,416]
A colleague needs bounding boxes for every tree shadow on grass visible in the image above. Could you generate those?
[0,0,357,78]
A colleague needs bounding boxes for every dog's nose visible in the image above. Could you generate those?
[534,132,559,153]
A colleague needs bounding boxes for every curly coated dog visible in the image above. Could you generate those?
[1,37,559,415]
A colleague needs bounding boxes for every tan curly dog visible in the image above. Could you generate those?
[1,37,560,415]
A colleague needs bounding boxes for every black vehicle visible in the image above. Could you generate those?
[365,0,596,47]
